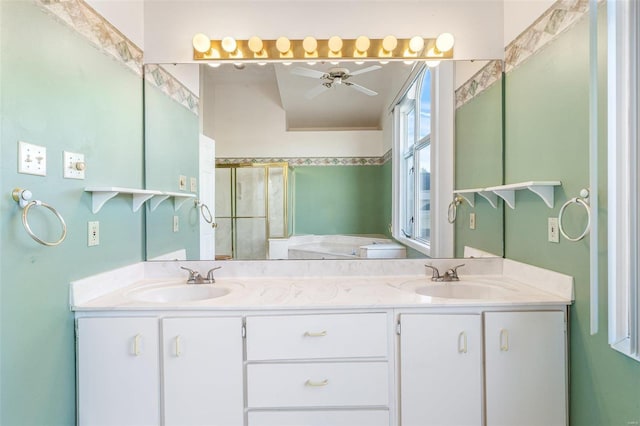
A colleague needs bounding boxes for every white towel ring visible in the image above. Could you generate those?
[558,196,591,242]
[21,200,68,246]
[447,196,463,224]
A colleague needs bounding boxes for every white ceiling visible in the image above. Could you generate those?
[204,61,415,131]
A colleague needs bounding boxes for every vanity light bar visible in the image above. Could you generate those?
[192,34,454,63]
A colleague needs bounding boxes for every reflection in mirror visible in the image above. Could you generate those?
[143,60,504,261]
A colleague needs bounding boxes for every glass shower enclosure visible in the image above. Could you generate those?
[214,163,292,260]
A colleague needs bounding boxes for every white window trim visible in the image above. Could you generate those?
[608,0,640,361]
[392,62,454,258]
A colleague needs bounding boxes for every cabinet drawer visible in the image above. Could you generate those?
[247,362,389,408]
[248,409,389,426]
[246,313,388,360]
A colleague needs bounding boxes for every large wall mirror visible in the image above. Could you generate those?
[144,59,504,261]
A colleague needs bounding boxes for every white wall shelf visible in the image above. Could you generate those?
[85,187,196,213]
[148,191,196,212]
[484,181,562,209]
[454,188,499,209]
[454,181,561,210]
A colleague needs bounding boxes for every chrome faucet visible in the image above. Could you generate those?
[180,266,223,284]
[424,264,465,282]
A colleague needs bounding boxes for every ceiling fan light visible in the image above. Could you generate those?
[328,36,343,53]
[302,36,318,53]
[409,36,425,53]
[276,37,291,53]
[435,32,455,52]
[192,33,211,53]
[248,36,264,53]
[355,36,370,53]
[221,36,237,53]
[382,35,398,52]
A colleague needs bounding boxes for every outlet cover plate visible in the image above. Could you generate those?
[469,212,476,230]
[548,217,559,243]
[88,221,100,246]
[173,216,179,232]
[190,177,197,192]
[18,141,47,176]
[63,151,86,179]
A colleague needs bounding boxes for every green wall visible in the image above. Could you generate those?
[293,165,389,236]
[454,80,504,257]
[144,81,200,260]
[0,2,144,424]
[503,10,640,425]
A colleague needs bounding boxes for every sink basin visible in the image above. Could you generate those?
[415,283,511,300]
[128,284,230,303]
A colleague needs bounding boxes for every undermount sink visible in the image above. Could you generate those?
[128,284,230,303]
[414,282,512,300]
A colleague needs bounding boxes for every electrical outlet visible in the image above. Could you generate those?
[179,175,187,191]
[190,177,197,192]
[548,217,559,243]
[469,213,476,230]
[18,141,47,176]
[88,221,100,246]
[63,151,86,179]
[173,216,179,232]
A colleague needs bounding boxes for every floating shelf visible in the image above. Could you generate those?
[454,188,499,208]
[484,181,562,209]
[85,187,196,213]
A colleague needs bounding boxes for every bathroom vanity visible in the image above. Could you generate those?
[71,258,573,426]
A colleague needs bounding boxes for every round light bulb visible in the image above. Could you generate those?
[435,32,455,52]
[257,62,267,66]
[192,33,211,53]
[276,37,291,53]
[221,36,237,53]
[207,62,221,68]
[355,35,370,53]
[302,36,318,53]
[328,36,343,53]
[382,35,397,52]
[282,61,292,66]
[426,60,441,68]
[248,36,263,53]
[355,61,365,65]
[404,60,415,65]
[409,36,425,53]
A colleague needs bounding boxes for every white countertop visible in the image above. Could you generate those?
[70,259,574,311]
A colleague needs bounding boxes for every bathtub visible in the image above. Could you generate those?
[268,235,407,260]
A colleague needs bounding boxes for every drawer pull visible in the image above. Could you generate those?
[133,333,141,356]
[458,331,468,354]
[175,335,182,357]
[305,379,329,387]
[304,330,327,337]
[500,329,509,351]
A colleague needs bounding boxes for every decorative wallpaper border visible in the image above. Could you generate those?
[36,0,198,115]
[217,153,392,167]
[456,0,590,108]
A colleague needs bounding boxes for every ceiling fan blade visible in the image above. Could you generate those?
[291,67,327,79]
[345,82,378,96]
[305,84,331,99]
[348,65,382,76]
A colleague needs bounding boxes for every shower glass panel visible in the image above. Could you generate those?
[215,163,290,260]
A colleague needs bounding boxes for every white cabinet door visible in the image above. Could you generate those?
[162,317,243,426]
[485,311,567,426]
[77,317,159,426]
[400,314,483,426]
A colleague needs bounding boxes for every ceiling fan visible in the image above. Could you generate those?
[291,65,382,99]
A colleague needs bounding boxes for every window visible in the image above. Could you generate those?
[394,68,433,251]
[608,0,640,362]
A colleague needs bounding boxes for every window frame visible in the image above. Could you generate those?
[608,0,640,362]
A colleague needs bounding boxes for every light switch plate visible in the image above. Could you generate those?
[173,216,179,232]
[63,151,86,179]
[190,177,197,192]
[18,141,47,176]
[179,175,187,191]
[548,217,559,243]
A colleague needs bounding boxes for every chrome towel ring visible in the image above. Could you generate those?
[558,189,591,242]
[12,188,67,246]
[194,199,217,228]
[447,195,463,224]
